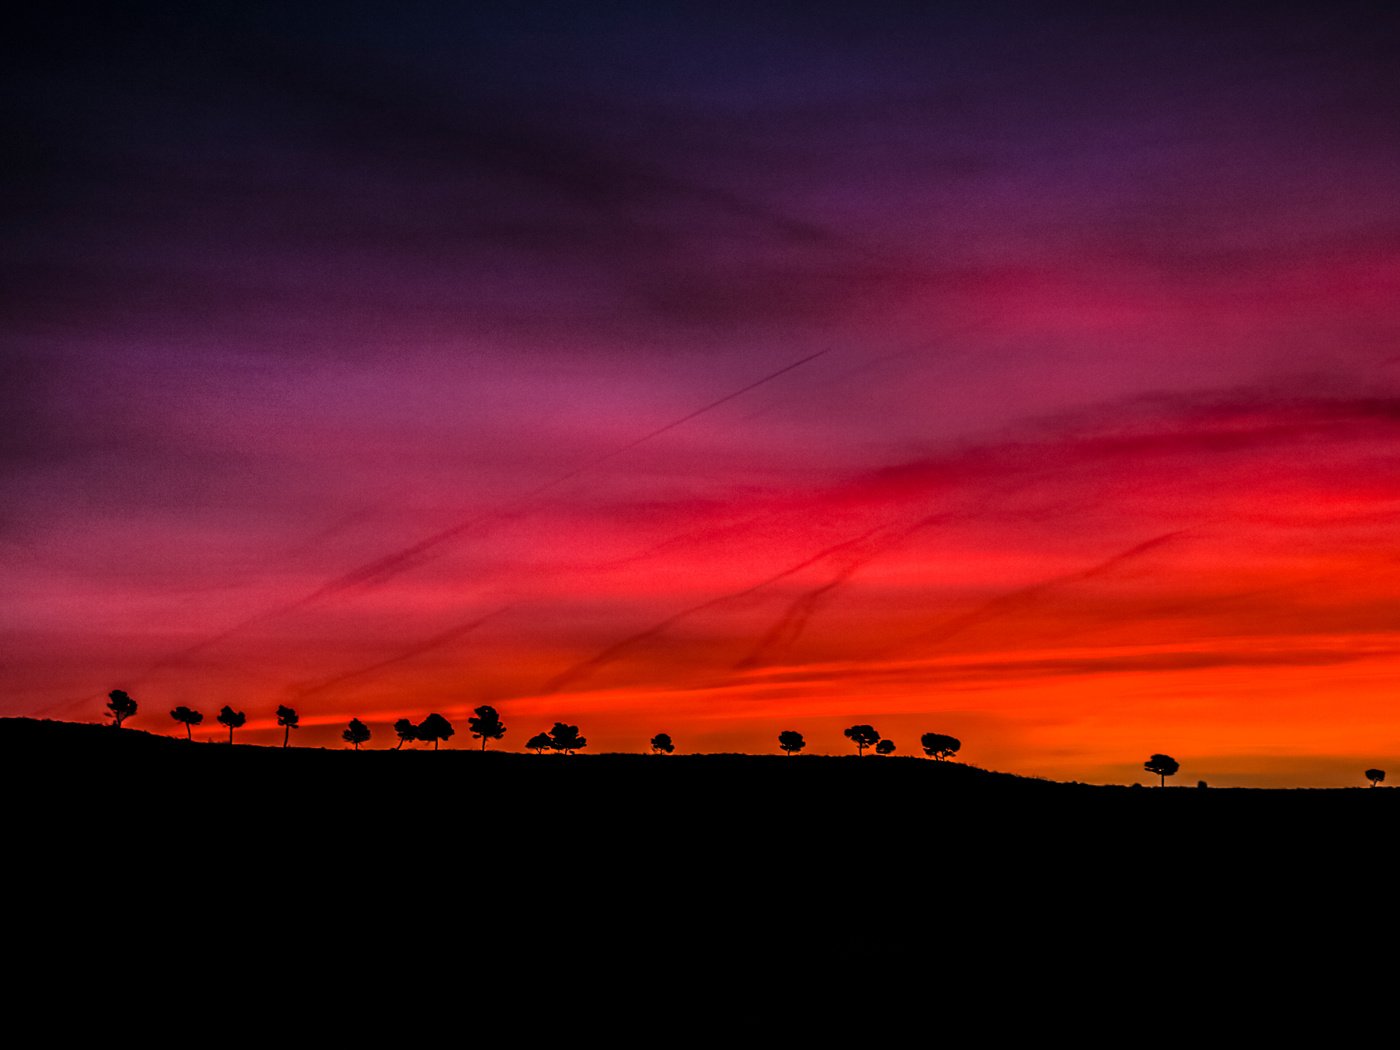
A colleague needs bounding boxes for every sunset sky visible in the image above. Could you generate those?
[5,3,1399,785]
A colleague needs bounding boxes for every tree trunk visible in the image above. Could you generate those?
[481,737,486,750]
[228,726,234,745]
[1160,773,1165,787]
[283,726,290,748]
[185,723,191,741]
[396,738,404,750]
[434,738,439,750]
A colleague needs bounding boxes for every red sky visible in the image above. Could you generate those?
[5,5,1399,785]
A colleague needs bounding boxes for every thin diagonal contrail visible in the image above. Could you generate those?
[540,522,885,695]
[142,349,832,674]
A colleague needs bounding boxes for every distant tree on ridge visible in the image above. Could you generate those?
[106,689,137,728]
[875,739,895,756]
[650,733,674,755]
[1144,753,1179,787]
[920,732,961,761]
[844,724,880,757]
[170,706,203,740]
[468,705,506,750]
[217,705,246,745]
[342,718,371,750]
[416,713,454,750]
[1365,768,1386,788]
[778,730,805,756]
[393,718,418,749]
[276,705,299,748]
[526,732,553,754]
[548,722,586,754]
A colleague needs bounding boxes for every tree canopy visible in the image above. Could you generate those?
[106,689,137,728]
[1365,768,1386,787]
[217,705,246,744]
[650,733,674,754]
[778,730,805,755]
[1144,753,1180,786]
[920,732,961,760]
[276,705,299,748]
[342,718,371,749]
[170,706,203,739]
[525,732,553,754]
[875,739,896,756]
[548,722,586,754]
[416,713,454,750]
[468,705,507,750]
[844,724,880,756]
[393,718,418,749]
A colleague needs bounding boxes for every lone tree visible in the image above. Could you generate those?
[651,733,674,755]
[875,739,896,756]
[920,732,961,761]
[526,732,553,754]
[416,713,454,750]
[106,689,137,728]
[217,705,246,745]
[548,722,586,755]
[393,718,418,750]
[170,706,203,740]
[342,718,371,750]
[1144,753,1180,787]
[467,705,507,750]
[1365,768,1386,788]
[778,730,805,756]
[844,724,880,757]
[276,705,299,748]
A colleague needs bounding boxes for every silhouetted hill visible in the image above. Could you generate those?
[5,717,1389,930]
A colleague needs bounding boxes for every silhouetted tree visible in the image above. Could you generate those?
[467,705,506,750]
[276,705,299,748]
[342,718,371,750]
[844,724,880,757]
[416,713,454,750]
[778,730,805,756]
[170,706,203,740]
[875,739,896,756]
[651,732,674,754]
[548,722,586,754]
[526,732,552,754]
[217,705,245,744]
[393,718,418,749]
[1365,768,1386,788]
[920,732,961,761]
[1144,753,1179,787]
[106,689,137,728]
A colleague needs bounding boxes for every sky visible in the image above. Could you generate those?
[4,2,1399,785]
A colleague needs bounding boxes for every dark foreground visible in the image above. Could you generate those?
[4,718,1392,946]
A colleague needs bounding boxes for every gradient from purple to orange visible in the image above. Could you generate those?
[4,4,1399,785]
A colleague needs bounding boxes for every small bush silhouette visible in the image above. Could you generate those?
[416,713,454,750]
[844,724,880,757]
[548,722,586,754]
[217,705,246,744]
[342,718,371,750]
[526,732,553,754]
[1144,753,1179,787]
[1365,768,1386,788]
[170,706,203,740]
[650,733,674,754]
[778,730,805,756]
[468,705,506,750]
[920,732,961,760]
[106,690,137,728]
[276,705,299,748]
[393,718,418,749]
[875,739,895,756]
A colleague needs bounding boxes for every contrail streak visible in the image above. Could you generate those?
[886,529,1192,655]
[141,349,832,672]
[539,523,885,694]
[286,608,510,700]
